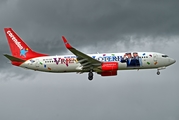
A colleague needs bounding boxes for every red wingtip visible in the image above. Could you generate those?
[62,36,73,49]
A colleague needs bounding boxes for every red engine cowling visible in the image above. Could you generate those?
[101,62,118,71]
[99,62,118,76]
[100,70,117,76]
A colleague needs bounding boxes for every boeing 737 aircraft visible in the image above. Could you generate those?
[4,28,176,80]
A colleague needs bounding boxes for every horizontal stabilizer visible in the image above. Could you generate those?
[4,54,25,62]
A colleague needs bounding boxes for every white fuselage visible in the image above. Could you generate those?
[20,52,175,73]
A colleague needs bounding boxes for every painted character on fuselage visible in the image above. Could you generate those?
[120,52,141,67]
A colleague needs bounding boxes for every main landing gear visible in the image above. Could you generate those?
[88,70,93,80]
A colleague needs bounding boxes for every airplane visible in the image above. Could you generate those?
[3,28,176,80]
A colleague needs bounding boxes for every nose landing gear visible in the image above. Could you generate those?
[156,67,166,75]
[157,70,160,75]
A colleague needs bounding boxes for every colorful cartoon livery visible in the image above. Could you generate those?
[4,28,176,80]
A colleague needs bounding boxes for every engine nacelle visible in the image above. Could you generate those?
[101,62,118,71]
[100,70,117,76]
[99,62,118,76]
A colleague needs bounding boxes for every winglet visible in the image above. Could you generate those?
[62,36,73,49]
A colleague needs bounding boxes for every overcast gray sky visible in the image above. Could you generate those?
[0,0,179,120]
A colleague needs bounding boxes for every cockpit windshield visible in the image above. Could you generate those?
[162,55,169,57]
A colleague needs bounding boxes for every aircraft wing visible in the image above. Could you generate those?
[62,36,101,70]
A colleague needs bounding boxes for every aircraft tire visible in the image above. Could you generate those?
[88,71,93,80]
[88,76,93,80]
[157,71,160,75]
[88,72,93,77]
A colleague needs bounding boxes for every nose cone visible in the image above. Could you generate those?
[173,59,176,63]
[170,58,176,65]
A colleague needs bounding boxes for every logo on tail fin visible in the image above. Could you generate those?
[20,48,28,57]
[7,31,28,57]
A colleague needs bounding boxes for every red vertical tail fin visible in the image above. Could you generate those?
[4,28,48,60]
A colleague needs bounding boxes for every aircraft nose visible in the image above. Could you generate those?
[170,59,176,64]
[173,59,176,63]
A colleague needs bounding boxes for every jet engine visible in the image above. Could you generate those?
[99,62,118,76]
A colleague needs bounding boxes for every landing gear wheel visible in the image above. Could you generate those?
[88,76,93,80]
[88,71,93,80]
[157,71,160,75]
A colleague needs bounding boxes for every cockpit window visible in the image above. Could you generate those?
[162,55,168,57]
